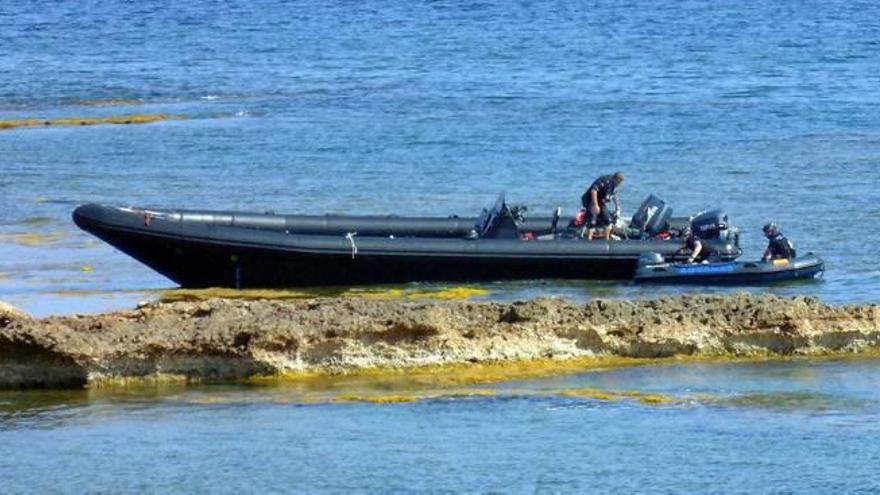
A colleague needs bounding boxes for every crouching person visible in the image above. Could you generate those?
[762,223,796,261]
[681,225,713,264]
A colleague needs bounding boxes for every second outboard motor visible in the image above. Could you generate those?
[691,209,731,240]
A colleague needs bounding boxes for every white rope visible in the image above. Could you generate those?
[345,232,358,259]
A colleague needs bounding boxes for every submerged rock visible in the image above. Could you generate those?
[0,294,878,389]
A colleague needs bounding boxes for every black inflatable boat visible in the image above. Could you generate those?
[73,194,742,288]
[634,253,825,284]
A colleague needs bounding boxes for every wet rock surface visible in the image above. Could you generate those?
[1,294,878,389]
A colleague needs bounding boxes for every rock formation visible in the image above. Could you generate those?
[1,294,878,389]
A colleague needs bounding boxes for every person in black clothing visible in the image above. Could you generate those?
[683,226,702,263]
[681,225,711,263]
[581,171,624,240]
[762,223,796,261]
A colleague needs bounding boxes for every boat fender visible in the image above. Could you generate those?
[345,232,358,259]
[639,252,665,266]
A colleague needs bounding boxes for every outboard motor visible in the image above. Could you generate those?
[688,209,741,259]
[691,209,733,240]
[631,194,673,236]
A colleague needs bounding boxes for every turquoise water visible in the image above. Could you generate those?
[2,2,880,491]
[2,358,880,493]
[1,0,880,314]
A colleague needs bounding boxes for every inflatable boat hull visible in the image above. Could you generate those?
[73,204,742,288]
[634,254,825,284]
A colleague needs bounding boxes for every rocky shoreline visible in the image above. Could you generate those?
[1,294,879,389]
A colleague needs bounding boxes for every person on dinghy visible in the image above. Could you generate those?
[681,225,712,263]
[761,223,796,261]
[581,171,624,240]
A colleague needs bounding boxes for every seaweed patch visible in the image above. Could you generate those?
[160,285,489,303]
[0,232,65,246]
[559,388,680,405]
[0,113,182,131]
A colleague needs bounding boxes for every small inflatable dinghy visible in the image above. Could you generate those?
[634,253,825,284]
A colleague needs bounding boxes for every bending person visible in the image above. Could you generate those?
[581,171,624,240]
[681,225,711,263]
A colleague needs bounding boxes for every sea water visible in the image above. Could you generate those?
[1,1,880,491]
[2,358,880,493]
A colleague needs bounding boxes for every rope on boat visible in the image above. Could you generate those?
[345,232,358,259]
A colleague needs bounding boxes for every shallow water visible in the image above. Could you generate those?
[2,0,880,315]
[2,358,879,493]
